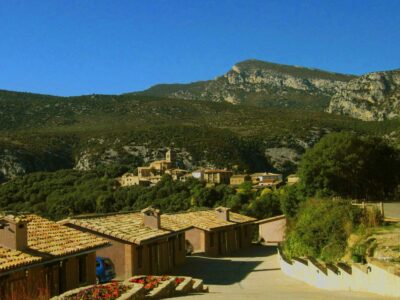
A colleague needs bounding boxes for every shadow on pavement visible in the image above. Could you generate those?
[172,245,278,285]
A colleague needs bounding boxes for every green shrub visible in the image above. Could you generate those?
[283,199,361,263]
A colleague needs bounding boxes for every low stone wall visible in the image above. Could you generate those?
[278,249,400,298]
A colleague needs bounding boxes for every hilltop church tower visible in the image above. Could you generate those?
[165,149,176,164]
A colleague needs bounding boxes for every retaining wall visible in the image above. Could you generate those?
[278,249,400,298]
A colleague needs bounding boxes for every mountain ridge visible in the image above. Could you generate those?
[138,59,357,110]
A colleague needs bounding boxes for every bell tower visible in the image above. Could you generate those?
[165,149,176,164]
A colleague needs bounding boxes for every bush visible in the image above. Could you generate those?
[283,199,362,262]
[298,132,400,200]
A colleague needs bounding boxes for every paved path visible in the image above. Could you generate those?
[171,245,393,299]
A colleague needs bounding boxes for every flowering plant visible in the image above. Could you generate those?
[174,277,185,286]
[66,282,128,300]
[129,276,170,294]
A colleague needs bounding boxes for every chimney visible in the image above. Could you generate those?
[215,207,230,222]
[141,207,161,229]
[0,216,28,251]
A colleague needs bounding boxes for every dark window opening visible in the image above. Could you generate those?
[178,234,183,251]
[210,233,215,247]
[78,256,87,284]
[137,246,143,268]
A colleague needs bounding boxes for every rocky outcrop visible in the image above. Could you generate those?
[327,70,400,121]
[142,59,355,110]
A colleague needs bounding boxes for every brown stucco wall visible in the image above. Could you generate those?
[0,251,97,300]
[96,238,127,279]
[259,218,286,243]
[130,233,186,276]
[185,228,205,253]
[187,224,254,257]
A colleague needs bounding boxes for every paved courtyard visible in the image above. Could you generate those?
[171,245,393,299]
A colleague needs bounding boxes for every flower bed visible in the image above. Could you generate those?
[129,276,170,294]
[53,282,144,300]
[64,282,128,300]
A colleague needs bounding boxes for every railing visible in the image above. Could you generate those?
[350,201,384,216]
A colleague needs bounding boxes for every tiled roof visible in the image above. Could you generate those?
[163,209,256,231]
[0,215,108,273]
[0,247,41,272]
[65,212,192,245]
[26,215,109,257]
[230,174,249,178]
[204,169,232,174]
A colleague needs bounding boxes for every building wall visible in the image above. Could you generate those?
[259,217,286,243]
[130,234,186,276]
[188,224,254,257]
[95,237,127,279]
[185,228,205,253]
[0,252,96,300]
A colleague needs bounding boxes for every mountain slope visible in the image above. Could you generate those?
[139,59,356,110]
[1,89,396,181]
[327,69,400,121]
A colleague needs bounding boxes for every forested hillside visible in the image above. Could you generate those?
[1,89,398,181]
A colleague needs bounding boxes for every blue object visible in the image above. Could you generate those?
[96,257,116,283]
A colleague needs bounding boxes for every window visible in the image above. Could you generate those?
[210,233,215,247]
[78,256,87,284]
[137,246,143,269]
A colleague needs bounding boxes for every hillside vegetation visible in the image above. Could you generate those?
[0,89,398,181]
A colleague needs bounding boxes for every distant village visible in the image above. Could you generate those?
[117,149,299,188]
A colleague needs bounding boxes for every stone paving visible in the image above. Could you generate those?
[170,245,393,299]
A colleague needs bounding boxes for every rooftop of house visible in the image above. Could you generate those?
[63,212,192,245]
[163,208,256,231]
[0,214,109,272]
[230,174,250,179]
[0,247,41,272]
[255,215,286,224]
[251,172,282,177]
[204,169,233,174]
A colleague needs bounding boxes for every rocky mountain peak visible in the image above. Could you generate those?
[141,59,355,110]
[327,69,400,121]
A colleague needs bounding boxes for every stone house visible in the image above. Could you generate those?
[251,172,283,184]
[0,214,108,300]
[256,215,286,243]
[166,207,256,256]
[203,170,233,185]
[230,174,251,186]
[117,173,150,187]
[165,168,189,181]
[62,208,191,279]
[129,149,180,185]
[287,174,300,185]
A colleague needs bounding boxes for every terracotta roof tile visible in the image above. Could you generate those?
[0,214,108,272]
[0,247,41,272]
[26,215,108,257]
[162,209,256,231]
[65,212,191,244]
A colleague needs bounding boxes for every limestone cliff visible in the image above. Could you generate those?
[141,59,355,110]
[327,70,400,121]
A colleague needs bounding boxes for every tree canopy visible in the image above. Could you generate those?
[298,132,400,200]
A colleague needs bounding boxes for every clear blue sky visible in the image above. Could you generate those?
[0,0,399,96]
